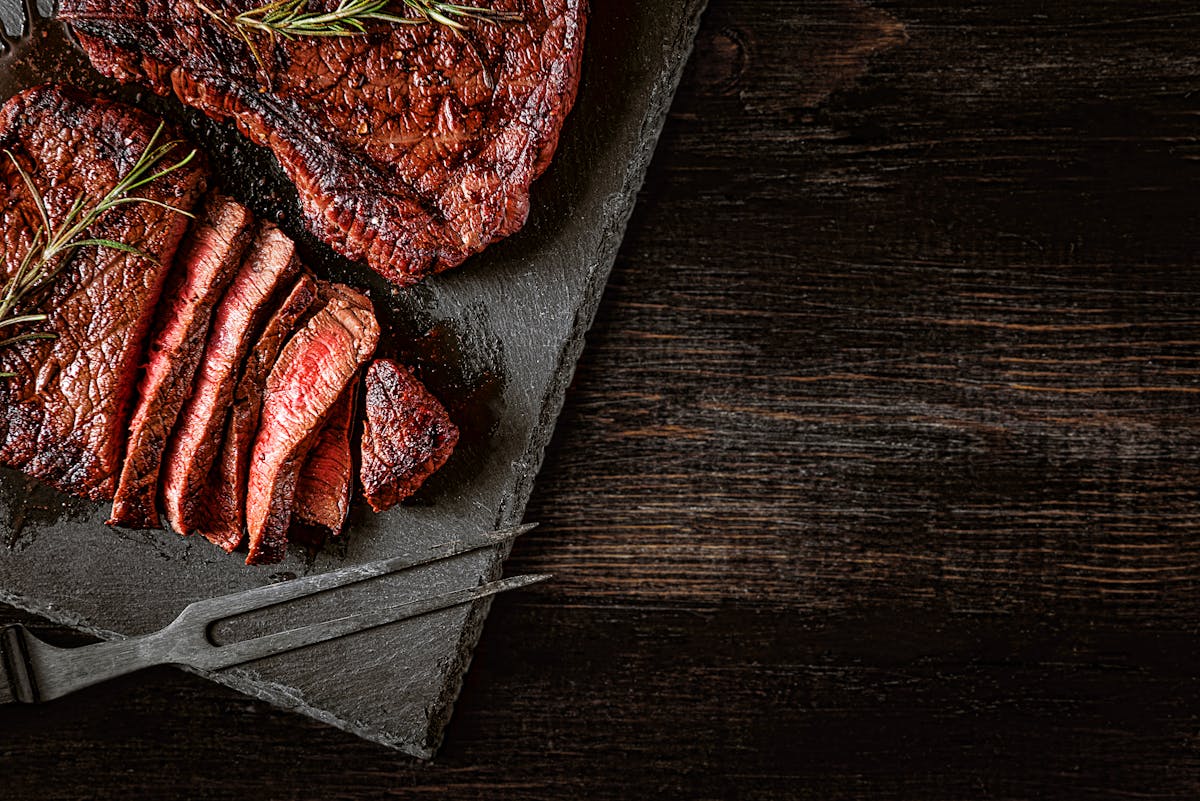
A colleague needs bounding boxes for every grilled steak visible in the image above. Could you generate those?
[0,85,206,500]
[109,193,252,527]
[359,359,458,513]
[246,283,378,564]
[61,0,587,285]
[293,374,359,539]
[203,273,317,551]
[161,222,298,536]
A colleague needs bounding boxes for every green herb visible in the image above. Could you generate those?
[0,125,197,378]
[196,0,522,78]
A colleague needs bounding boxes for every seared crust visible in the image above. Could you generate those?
[0,85,207,500]
[359,359,458,513]
[62,0,588,285]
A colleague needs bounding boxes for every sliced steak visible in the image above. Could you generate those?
[109,193,253,528]
[359,359,459,513]
[246,283,379,565]
[0,85,206,500]
[202,273,317,552]
[293,373,359,539]
[62,0,586,285]
[161,222,298,535]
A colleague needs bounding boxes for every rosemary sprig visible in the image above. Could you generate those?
[234,0,519,38]
[196,0,522,78]
[0,125,197,378]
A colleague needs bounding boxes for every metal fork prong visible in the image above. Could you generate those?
[173,524,537,626]
[195,574,552,671]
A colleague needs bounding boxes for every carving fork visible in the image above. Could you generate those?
[0,524,546,704]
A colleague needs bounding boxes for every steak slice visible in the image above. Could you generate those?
[62,0,587,285]
[293,373,359,539]
[202,273,317,552]
[108,193,253,528]
[359,359,459,513]
[0,84,206,500]
[246,283,379,565]
[161,222,298,536]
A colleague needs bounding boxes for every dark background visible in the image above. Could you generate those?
[5,1,1200,798]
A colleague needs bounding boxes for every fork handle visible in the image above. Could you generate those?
[1,624,171,703]
[0,625,38,703]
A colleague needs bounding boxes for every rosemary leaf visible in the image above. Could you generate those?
[0,314,48,330]
[0,332,57,348]
[67,239,158,264]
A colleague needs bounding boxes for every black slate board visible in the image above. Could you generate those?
[0,0,708,757]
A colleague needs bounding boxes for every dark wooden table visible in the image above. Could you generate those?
[5,1,1200,798]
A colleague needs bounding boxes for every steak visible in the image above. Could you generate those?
[0,85,206,500]
[161,222,298,536]
[203,273,317,552]
[108,193,252,528]
[293,373,359,539]
[359,359,458,513]
[245,283,379,565]
[61,0,587,285]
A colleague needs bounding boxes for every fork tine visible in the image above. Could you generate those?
[174,524,536,625]
[196,574,552,670]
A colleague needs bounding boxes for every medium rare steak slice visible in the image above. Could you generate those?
[61,0,587,285]
[203,273,317,551]
[0,85,206,500]
[109,193,253,528]
[293,374,359,539]
[246,283,379,565]
[359,360,459,513]
[162,222,298,535]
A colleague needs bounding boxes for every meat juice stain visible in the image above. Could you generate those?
[0,470,92,551]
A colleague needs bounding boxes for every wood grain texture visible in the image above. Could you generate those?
[5,0,1200,798]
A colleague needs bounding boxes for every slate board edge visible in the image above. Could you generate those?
[421,0,712,758]
[0,0,710,759]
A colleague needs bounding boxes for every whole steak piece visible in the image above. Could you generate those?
[109,193,253,528]
[0,85,207,500]
[245,283,379,565]
[359,359,458,513]
[61,0,587,285]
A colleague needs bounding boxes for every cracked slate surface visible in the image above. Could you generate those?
[0,0,708,757]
